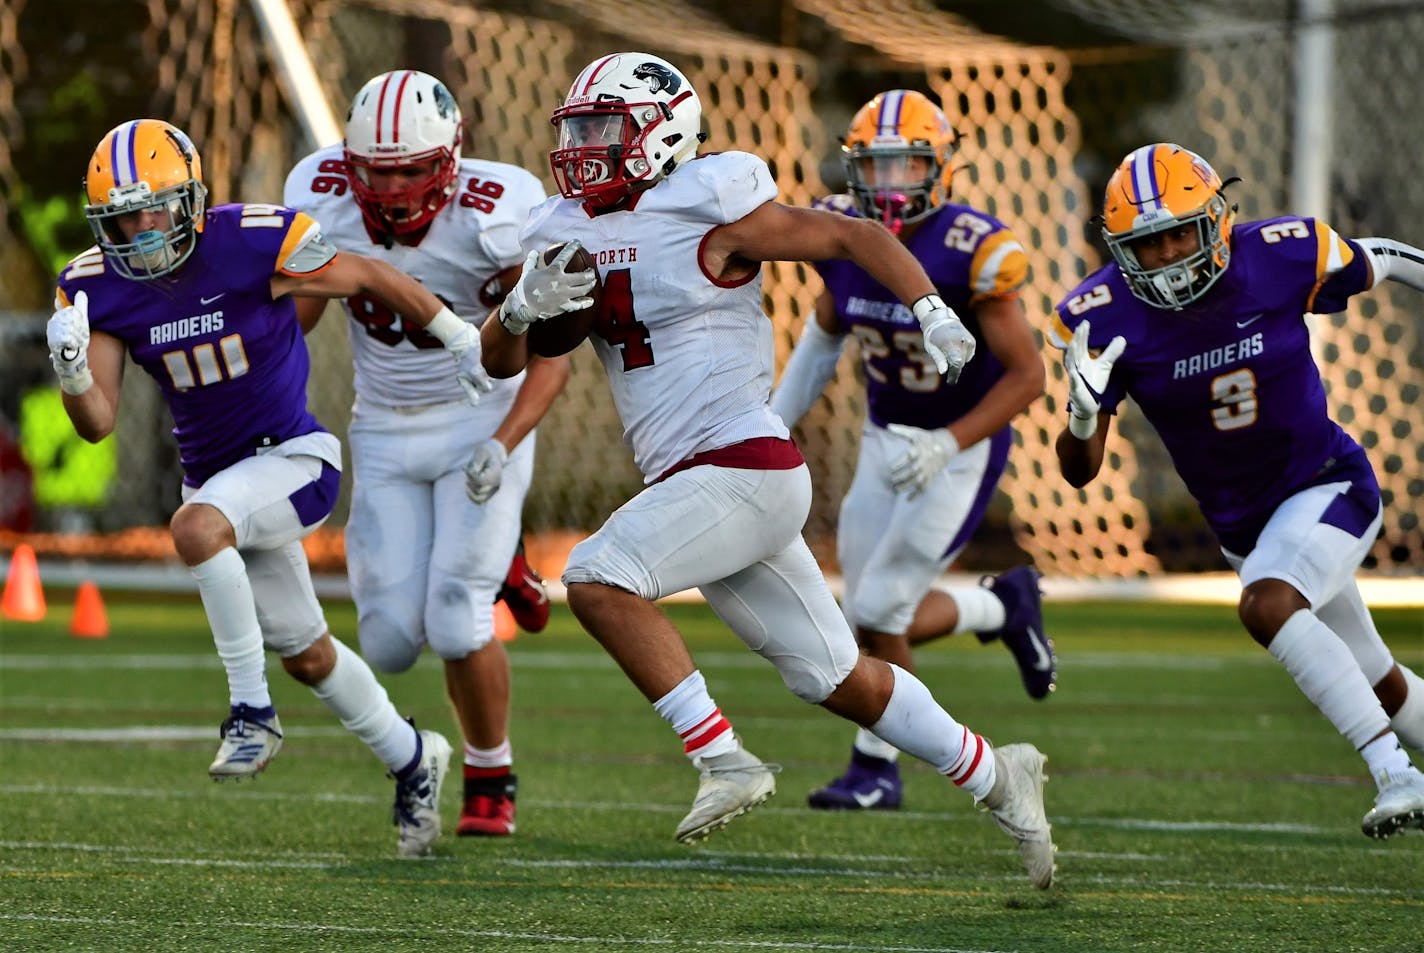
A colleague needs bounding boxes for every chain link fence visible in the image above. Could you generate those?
[2,0,1419,577]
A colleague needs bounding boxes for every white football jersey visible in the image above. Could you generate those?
[520,151,789,480]
[284,145,546,408]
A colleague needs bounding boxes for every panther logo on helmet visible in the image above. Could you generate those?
[632,62,681,95]
[550,53,704,211]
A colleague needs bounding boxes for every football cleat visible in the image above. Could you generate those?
[675,745,778,844]
[979,566,1057,700]
[1361,766,1424,839]
[498,540,550,633]
[807,749,903,811]
[393,729,453,858]
[208,704,283,780]
[977,742,1057,889]
[457,770,518,837]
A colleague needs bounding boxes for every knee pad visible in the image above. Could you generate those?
[356,609,422,673]
[769,647,857,704]
[849,581,917,635]
[425,580,493,659]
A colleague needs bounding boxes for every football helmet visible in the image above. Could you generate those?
[843,90,957,233]
[344,70,464,235]
[84,119,207,280]
[1101,143,1236,309]
[549,52,704,209]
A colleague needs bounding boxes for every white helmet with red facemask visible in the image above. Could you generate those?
[549,52,704,210]
[343,70,464,235]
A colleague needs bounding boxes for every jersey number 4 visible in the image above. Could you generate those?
[594,268,654,370]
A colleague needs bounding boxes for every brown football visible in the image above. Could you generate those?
[526,242,600,358]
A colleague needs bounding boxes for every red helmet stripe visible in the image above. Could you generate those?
[374,71,413,144]
[579,54,620,95]
[389,70,413,143]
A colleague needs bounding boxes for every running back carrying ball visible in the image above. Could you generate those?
[499,241,600,357]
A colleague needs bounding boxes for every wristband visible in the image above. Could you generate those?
[423,306,468,347]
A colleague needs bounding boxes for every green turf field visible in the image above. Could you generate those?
[1,593,1421,952]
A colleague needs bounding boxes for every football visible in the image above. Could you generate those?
[525,242,600,358]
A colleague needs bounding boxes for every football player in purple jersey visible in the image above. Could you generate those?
[770,90,1053,813]
[1052,142,1424,838]
[47,118,499,857]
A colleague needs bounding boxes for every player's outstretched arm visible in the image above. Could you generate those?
[1358,237,1424,292]
[708,202,974,379]
[276,251,494,404]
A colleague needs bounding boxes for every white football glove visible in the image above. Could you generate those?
[499,242,597,336]
[446,323,495,406]
[911,294,976,383]
[1063,320,1126,439]
[464,437,509,504]
[885,423,960,498]
[47,290,94,395]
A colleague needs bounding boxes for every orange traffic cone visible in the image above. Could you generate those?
[1,543,46,622]
[493,599,517,643]
[70,580,109,639]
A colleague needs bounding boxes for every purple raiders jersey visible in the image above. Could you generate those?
[1049,216,1376,552]
[813,195,1029,430]
[56,204,329,487]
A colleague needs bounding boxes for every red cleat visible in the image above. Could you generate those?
[457,768,517,836]
[498,540,550,633]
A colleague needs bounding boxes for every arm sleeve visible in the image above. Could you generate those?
[769,316,845,427]
[1357,237,1424,292]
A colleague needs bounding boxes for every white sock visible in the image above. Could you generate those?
[868,663,995,800]
[853,726,900,761]
[948,586,1006,634]
[190,548,270,708]
[1360,733,1414,782]
[1390,664,1424,752]
[1267,609,1390,750]
[653,670,738,762]
[465,739,513,769]
[310,636,417,772]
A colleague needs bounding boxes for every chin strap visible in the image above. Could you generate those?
[1358,237,1424,292]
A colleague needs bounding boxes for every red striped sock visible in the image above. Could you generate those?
[680,708,734,758]
[944,727,992,793]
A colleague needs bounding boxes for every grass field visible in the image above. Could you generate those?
[1,592,1421,953]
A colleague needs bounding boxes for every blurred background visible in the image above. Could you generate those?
[1,0,1421,584]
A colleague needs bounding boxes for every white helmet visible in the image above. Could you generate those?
[549,52,704,209]
[343,70,464,234]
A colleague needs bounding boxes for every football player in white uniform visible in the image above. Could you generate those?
[480,52,1057,889]
[771,90,1052,814]
[285,70,568,837]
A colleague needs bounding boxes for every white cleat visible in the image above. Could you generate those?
[394,729,453,858]
[1362,766,1424,839]
[978,742,1057,889]
[208,706,283,781]
[675,746,778,844]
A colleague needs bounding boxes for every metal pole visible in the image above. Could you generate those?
[248,0,343,150]
[1291,0,1333,220]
